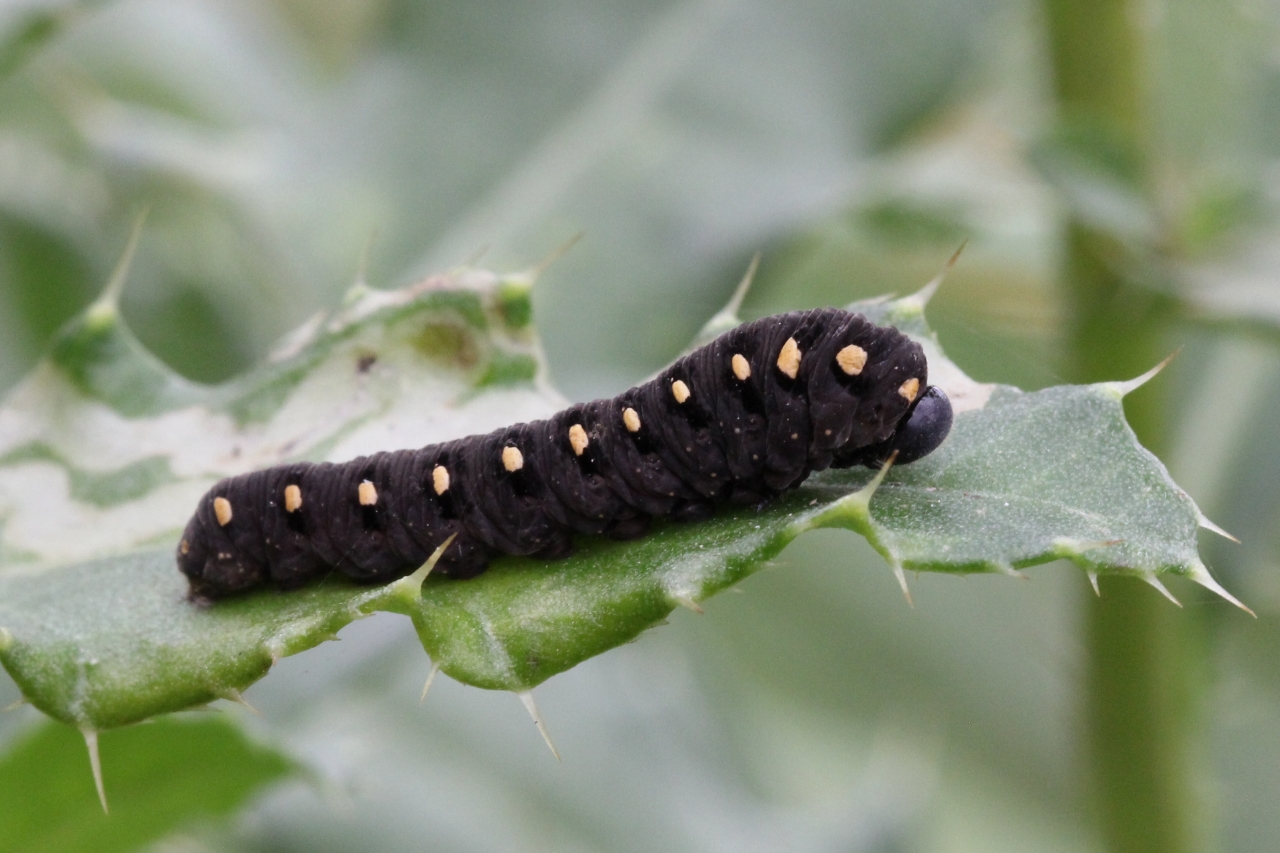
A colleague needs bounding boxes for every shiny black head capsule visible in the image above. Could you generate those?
[883,384,952,464]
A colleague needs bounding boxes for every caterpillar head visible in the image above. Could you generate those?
[881,384,952,464]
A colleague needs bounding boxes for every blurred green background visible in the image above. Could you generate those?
[1,0,1278,850]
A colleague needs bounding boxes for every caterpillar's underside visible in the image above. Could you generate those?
[178,307,953,599]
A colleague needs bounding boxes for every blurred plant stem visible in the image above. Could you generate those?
[1044,1,1206,852]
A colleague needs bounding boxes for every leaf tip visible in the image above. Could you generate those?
[340,281,373,308]
[524,232,584,282]
[850,451,897,515]
[518,691,560,761]
[1188,562,1255,617]
[892,563,914,608]
[672,594,704,614]
[691,253,760,346]
[1143,574,1182,607]
[1053,537,1124,561]
[219,688,260,716]
[1197,511,1240,543]
[353,228,378,289]
[1105,350,1179,398]
[388,534,456,603]
[81,728,108,814]
[1086,570,1100,597]
[91,208,149,321]
[725,252,760,319]
[419,661,441,704]
[909,239,967,308]
[994,562,1028,580]
[263,639,286,667]
[0,626,12,652]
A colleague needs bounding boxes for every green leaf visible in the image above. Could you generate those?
[0,716,294,851]
[0,269,1245,734]
[0,269,552,571]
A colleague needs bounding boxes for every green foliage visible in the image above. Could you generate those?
[0,271,1238,734]
[2,1,1279,850]
[0,716,293,852]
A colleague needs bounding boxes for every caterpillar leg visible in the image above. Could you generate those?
[671,500,715,523]
[605,516,650,540]
[533,534,575,560]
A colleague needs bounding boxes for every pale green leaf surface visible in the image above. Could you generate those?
[0,271,1235,731]
[0,270,554,573]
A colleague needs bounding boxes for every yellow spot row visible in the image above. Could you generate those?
[208,340,921,531]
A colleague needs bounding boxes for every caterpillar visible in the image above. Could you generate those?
[177,307,953,599]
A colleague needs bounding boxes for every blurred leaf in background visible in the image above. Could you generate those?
[0,0,1279,851]
[0,717,295,853]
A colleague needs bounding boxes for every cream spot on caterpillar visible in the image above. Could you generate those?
[777,337,801,379]
[568,424,589,456]
[213,497,233,527]
[622,407,641,432]
[836,344,867,375]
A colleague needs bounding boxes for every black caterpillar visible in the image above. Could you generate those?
[178,307,953,599]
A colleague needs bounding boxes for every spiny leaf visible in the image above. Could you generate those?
[0,268,553,571]
[0,268,1245,732]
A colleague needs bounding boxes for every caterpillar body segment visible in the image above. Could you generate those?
[178,308,952,599]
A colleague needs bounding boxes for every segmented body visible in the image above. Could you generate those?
[178,307,952,599]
